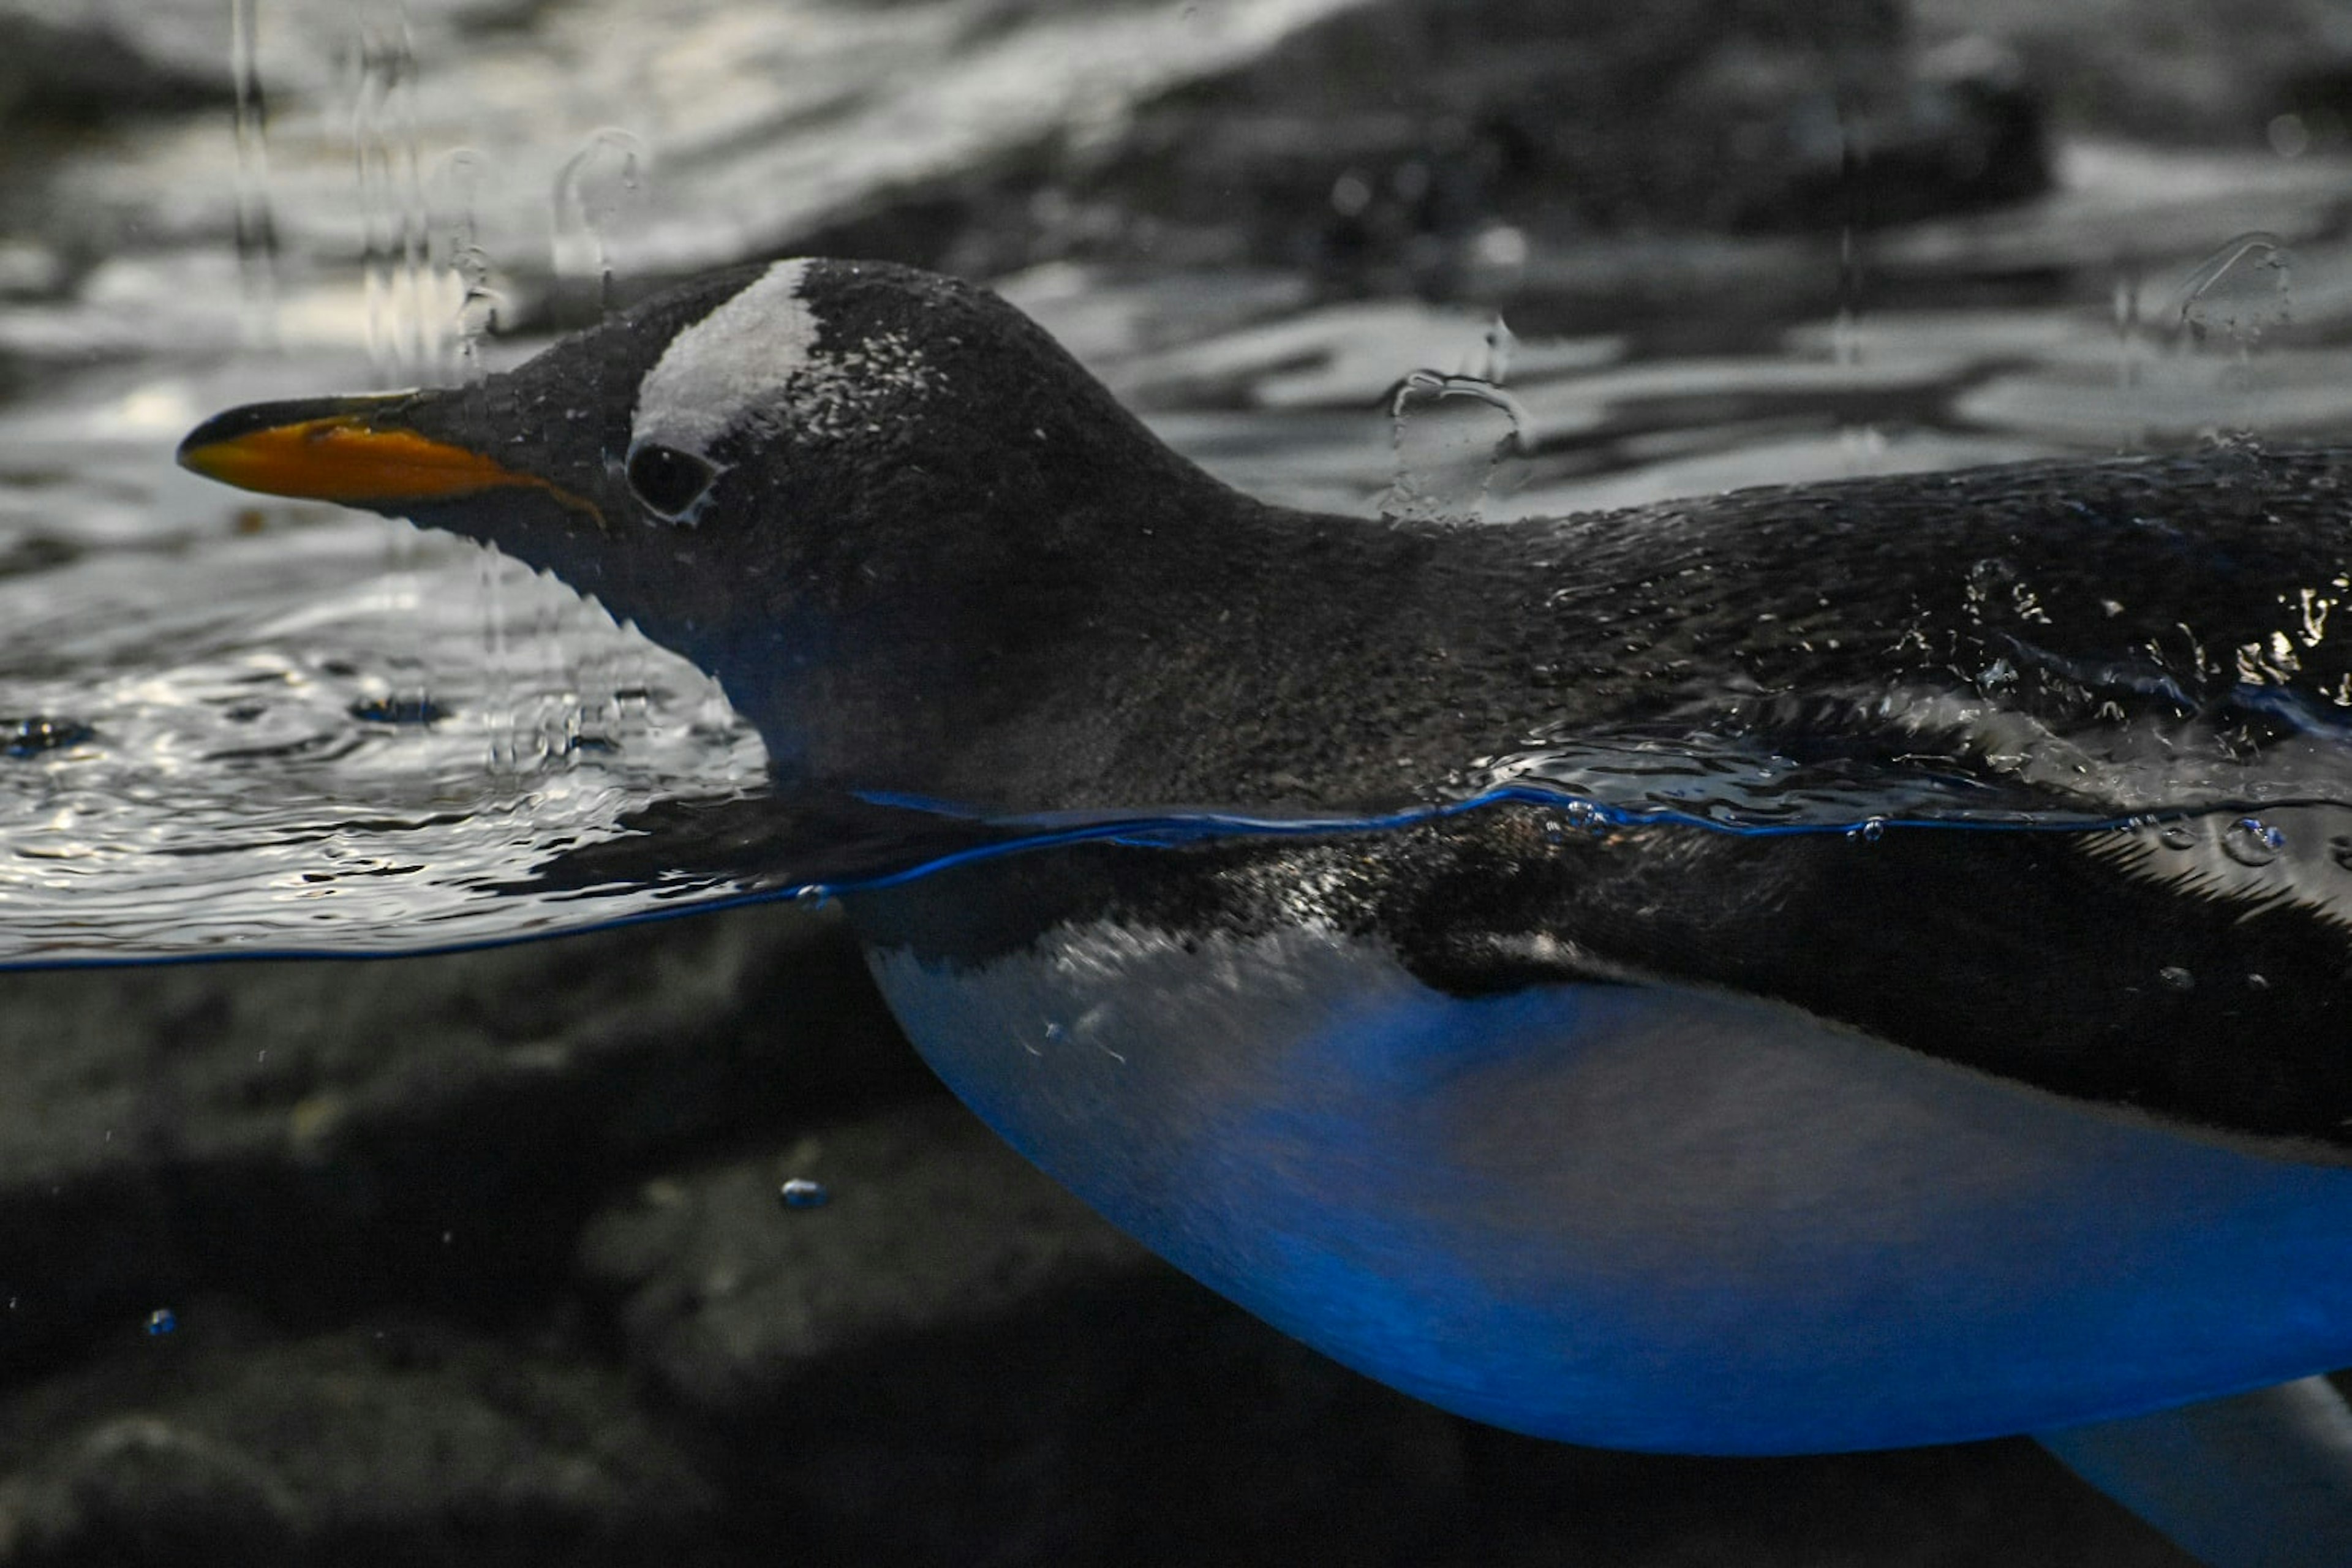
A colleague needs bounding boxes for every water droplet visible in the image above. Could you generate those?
[2223,816,2285,865]
[2329,834,2352,871]
[1847,816,1886,843]
[2158,965,2195,991]
[2247,973,2271,990]
[145,1308,178,1336]
[778,1178,829,1210]
[2159,823,2197,851]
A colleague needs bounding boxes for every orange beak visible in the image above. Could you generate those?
[176,394,575,509]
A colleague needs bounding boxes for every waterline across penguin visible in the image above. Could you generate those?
[183,257,2352,1567]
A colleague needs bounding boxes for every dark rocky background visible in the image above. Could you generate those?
[8,0,2352,1561]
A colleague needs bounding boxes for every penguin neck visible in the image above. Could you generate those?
[721,472,1540,815]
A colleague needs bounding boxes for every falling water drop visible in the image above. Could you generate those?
[2157,965,2195,992]
[228,0,280,349]
[352,0,427,389]
[552,127,650,326]
[2113,260,2146,451]
[145,1308,178,1336]
[427,148,499,390]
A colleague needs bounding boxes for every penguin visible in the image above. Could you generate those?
[181,257,2352,1566]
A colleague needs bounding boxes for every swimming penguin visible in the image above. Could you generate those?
[181,258,2352,1566]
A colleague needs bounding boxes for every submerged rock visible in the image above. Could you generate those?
[0,1322,719,1567]
[0,902,925,1377]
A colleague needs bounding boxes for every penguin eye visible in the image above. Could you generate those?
[625,443,718,521]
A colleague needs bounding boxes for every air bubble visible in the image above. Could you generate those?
[2222,816,2285,866]
[778,1178,830,1210]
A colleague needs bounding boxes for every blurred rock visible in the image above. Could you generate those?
[1917,0,2352,149]
[1018,0,2049,285]
[0,1322,718,1567]
[0,902,930,1376]
[0,3,227,129]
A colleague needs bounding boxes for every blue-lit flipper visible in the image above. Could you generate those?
[2041,1376,2352,1568]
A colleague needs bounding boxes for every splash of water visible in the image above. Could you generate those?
[1380,368,1528,524]
[2173,231,2294,435]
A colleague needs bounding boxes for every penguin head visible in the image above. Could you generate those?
[179,258,1223,787]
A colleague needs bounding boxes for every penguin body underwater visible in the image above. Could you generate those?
[182,258,2352,1564]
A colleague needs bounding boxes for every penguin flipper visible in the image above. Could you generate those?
[2038,1375,2352,1567]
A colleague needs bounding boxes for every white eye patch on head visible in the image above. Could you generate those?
[630,257,820,461]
